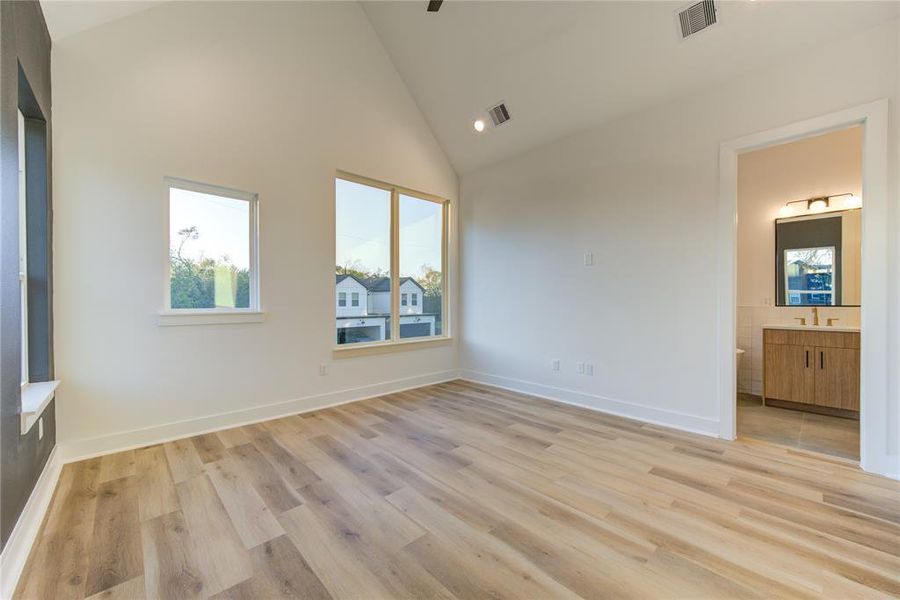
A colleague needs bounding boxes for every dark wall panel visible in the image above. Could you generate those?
[775,215,843,306]
[1,0,54,551]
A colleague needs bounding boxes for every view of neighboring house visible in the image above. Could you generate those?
[335,274,435,344]
[784,247,836,305]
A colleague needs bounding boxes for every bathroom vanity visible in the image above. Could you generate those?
[762,325,860,417]
[758,208,862,419]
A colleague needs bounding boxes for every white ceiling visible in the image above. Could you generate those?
[40,0,163,41]
[363,1,898,173]
[39,1,898,174]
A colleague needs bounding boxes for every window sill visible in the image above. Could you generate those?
[21,380,60,435]
[158,310,266,327]
[332,336,453,358]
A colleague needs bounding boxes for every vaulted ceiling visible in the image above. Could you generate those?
[40,1,898,174]
[363,1,897,173]
[40,0,163,40]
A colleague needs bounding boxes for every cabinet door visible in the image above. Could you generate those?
[814,347,860,410]
[764,344,814,404]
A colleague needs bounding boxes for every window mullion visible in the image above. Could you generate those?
[442,200,449,337]
[390,187,400,341]
[250,192,259,310]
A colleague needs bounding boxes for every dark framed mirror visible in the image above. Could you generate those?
[775,208,860,307]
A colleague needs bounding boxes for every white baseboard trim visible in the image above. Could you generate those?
[459,369,720,438]
[60,369,460,463]
[1,446,62,600]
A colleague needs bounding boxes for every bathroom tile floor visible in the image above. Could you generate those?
[737,393,859,460]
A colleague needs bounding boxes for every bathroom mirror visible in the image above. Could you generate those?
[775,209,860,306]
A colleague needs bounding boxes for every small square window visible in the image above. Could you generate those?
[338,292,347,307]
[167,178,258,312]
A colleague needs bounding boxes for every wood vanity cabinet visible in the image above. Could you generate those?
[763,328,859,413]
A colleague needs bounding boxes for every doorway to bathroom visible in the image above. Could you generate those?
[717,100,891,476]
[734,126,862,460]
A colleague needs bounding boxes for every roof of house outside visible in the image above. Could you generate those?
[365,276,424,293]
[336,273,367,287]
[336,274,425,293]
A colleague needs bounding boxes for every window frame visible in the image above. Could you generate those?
[17,109,28,386]
[351,291,360,307]
[18,68,59,433]
[338,292,347,307]
[334,171,450,355]
[160,177,262,325]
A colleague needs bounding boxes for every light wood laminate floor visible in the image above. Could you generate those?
[16,380,900,599]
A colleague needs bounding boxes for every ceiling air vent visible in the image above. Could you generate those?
[678,0,717,39]
[487,102,511,127]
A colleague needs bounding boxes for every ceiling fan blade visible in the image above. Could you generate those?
[427,0,443,12]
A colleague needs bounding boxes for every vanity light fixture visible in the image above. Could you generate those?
[808,198,829,213]
[778,205,796,218]
[779,192,860,217]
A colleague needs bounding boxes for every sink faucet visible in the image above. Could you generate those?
[812,306,820,326]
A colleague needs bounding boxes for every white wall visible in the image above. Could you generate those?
[460,18,899,446]
[735,127,862,395]
[52,1,458,455]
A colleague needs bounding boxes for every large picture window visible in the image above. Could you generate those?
[335,173,448,347]
[166,178,259,312]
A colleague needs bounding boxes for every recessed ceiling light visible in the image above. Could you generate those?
[473,119,485,133]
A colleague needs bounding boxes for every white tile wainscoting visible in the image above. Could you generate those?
[736,305,860,396]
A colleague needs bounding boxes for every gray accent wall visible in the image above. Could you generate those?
[1,0,55,551]
[775,215,843,306]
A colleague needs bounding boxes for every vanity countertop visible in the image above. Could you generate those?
[762,324,860,333]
